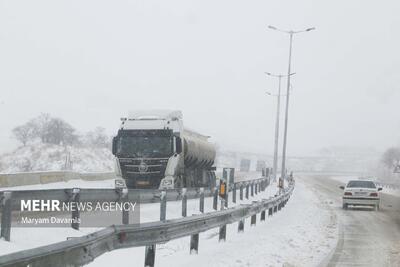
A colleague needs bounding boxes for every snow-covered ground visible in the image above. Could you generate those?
[382,187,400,197]
[328,175,359,185]
[0,143,114,173]
[0,227,95,255]
[86,179,338,267]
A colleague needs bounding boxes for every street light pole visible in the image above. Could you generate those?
[274,76,282,183]
[281,32,293,183]
[265,72,295,183]
[268,25,315,188]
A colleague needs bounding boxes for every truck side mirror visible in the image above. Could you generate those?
[175,137,182,154]
[112,137,117,155]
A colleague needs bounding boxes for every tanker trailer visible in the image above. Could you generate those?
[111,110,216,189]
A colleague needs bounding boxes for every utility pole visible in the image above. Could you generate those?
[268,25,315,188]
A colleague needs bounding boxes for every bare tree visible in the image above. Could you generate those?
[12,114,79,146]
[28,113,52,143]
[381,147,400,169]
[46,118,78,145]
[12,124,33,146]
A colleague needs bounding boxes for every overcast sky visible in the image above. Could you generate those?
[1,0,399,156]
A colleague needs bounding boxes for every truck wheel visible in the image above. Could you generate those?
[342,203,347,210]
[374,204,379,211]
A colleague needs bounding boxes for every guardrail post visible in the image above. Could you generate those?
[71,188,80,230]
[219,225,226,241]
[190,233,199,254]
[251,183,254,197]
[118,188,129,224]
[232,183,237,203]
[160,191,167,222]
[251,214,256,226]
[255,183,258,195]
[199,188,204,213]
[238,219,245,233]
[240,184,243,200]
[225,186,229,208]
[1,192,12,241]
[268,207,273,216]
[213,188,218,210]
[182,188,187,217]
[144,244,156,267]
[246,184,249,199]
[261,210,266,221]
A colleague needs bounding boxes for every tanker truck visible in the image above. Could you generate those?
[111,110,216,189]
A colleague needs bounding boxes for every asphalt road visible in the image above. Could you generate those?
[301,175,400,267]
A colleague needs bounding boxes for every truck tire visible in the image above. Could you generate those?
[342,203,348,210]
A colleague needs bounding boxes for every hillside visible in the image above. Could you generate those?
[0,143,114,173]
[0,143,381,177]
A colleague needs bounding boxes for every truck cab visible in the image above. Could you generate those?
[112,110,216,189]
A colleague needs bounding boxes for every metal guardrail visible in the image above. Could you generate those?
[0,177,270,241]
[0,180,294,267]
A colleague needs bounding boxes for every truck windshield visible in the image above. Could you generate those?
[116,136,172,158]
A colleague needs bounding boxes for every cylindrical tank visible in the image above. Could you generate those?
[182,130,216,169]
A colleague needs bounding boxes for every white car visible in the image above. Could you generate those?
[340,180,382,210]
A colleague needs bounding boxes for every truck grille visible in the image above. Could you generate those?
[119,158,168,188]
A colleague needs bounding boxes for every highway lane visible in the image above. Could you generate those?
[300,175,400,267]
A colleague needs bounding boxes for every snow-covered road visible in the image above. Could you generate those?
[301,175,400,266]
